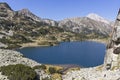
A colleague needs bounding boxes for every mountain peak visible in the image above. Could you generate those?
[0,2,12,11]
[87,13,101,18]
[18,9,31,15]
[87,13,110,24]
[17,8,41,21]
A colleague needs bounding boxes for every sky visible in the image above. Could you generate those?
[0,0,120,21]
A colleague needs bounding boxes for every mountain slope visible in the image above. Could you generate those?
[0,3,82,48]
[58,16,112,38]
[17,9,42,22]
[0,2,113,48]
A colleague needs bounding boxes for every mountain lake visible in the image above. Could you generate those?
[17,41,106,67]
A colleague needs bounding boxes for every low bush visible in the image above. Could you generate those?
[0,64,37,80]
[48,67,56,74]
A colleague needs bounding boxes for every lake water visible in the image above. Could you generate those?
[17,41,106,67]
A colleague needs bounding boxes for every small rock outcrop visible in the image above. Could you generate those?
[104,9,120,70]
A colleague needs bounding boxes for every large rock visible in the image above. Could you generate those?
[104,9,120,70]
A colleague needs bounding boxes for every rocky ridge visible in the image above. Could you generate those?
[58,15,112,37]
[17,9,42,22]
[0,3,86,49]
[0,2,113,49]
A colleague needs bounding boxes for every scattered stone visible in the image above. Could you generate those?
[113,47,120,54]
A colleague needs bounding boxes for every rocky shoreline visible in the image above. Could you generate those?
[0,37,114,80]
[1,49,120,80]
[87,39,108,45]
[0,49,52,80]
[0,49,41,67]
[20,41,59,49]
[0,38,119,80]
[18,38,107,50]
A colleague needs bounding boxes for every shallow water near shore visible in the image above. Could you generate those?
[17,41,106,67]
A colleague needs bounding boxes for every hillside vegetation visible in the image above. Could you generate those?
[0,3,110,49]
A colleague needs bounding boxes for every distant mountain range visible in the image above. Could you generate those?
[0,2,113,48]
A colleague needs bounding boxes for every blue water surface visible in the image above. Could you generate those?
[17,41,106,67]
